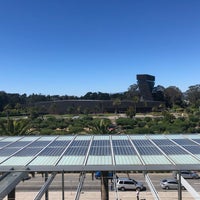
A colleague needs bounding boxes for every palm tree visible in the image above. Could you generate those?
[88,119,115,134]
[0,118,37,136]
[113,98,121,114]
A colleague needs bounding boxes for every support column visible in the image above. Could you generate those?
[101,171,109,200]
[8,188,15,200]
[45,172,49,200]
[62,171,65,200]
[178,171,182,200]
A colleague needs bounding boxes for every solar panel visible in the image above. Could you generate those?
[192,139,200,144]
[6,141,31,148]
[48,140,70,147]
[0,135,200,171]
[0,142,11,148]
[112,140,131,146]
[172,139,196,146]
[38,147,66,156]
[15,147,44,156]
[89,146,111,155]
[159,145,187,155]
[0,148,19,156]
[136,146,162,155]
[91,140,110,146]
[113,146,136,155]
[64,146,88,155]
[70,140,90,146]
[152,139,175,146]
[182,145,200,154]
[132,139,153,146]
[27,141,51,147]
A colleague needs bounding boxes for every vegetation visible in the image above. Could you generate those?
[0,83,200,135]
[0,117,38,135]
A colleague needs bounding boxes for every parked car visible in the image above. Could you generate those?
[116,177,144,191]
[173,171,199,179]
[180,171,199,179]
[160,178,185,190]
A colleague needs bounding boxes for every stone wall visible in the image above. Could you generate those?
[34,100,164,114]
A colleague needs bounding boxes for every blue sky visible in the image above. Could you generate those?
[0,0,200,96]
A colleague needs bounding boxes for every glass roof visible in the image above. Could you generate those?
[0,134,200,171]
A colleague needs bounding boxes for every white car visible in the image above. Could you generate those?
[116,178,144,191]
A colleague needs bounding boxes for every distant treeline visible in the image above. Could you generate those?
[0,84,200,115]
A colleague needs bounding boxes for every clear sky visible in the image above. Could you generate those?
[0,0,200,97]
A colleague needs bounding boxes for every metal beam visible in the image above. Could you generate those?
[34,172,57,200]
[178,171,182,200]
[180,176,200,200]
[74,172,86,200]
[145,173,160,200]
[0,170,29,199]
[62,171,65,200]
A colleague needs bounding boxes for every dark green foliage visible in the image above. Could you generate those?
[0,118,35,135]
[68,125,84,134]
[126,106,136,118]
[162,111,176,123]
[87,118,114,134]
[116,118,136,128]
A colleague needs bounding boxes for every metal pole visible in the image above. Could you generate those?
[34,172,57,200]
[101,171,109,200]
[178,171,182,200]
[45,172,49,200]
[8,188,15,200]
[62,171,65,200]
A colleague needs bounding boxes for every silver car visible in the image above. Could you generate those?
[180,171,199,179]
[160,178,185,190]
[116,178,144,191]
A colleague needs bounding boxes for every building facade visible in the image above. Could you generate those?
[137,74,155,101]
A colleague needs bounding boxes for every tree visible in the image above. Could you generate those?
[88,119,114,134]
[185,84,200,107]
[3,104,12,117]
[152,85,165,101]
[164,86,183,107]
[0,118,36,136]
[0,91,9,111]
[126,84,140,100]
[126,106,136,118]
[113,98,121,113]
[49,103,58,114]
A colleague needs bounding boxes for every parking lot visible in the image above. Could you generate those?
[6,172,199,200]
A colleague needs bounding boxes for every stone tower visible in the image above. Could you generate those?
[137,74,155,101]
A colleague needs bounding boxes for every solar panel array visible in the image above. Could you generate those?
[0,134,200,171]
[113,139,136,155]
[89,140,111,156]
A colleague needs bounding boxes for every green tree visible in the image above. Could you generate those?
[164,86,183,108]
[113,98,121,114]
[88,119,114,134]
[185,84,200,107]
[126,84,139,100]
[126,106,136,118]
[0,118,36,136]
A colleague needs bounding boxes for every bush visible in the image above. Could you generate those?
[116,118,136,127]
